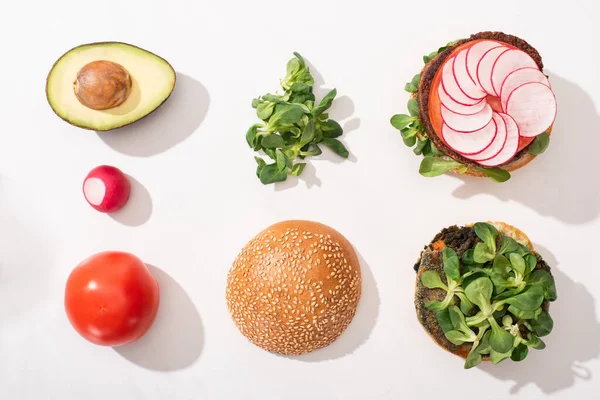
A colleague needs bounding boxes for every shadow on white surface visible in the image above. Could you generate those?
[480,244,600,394]
[273,59,359,191]
[291,250,380,362]
[97,73,209,157]
[109,175,152,226]
[451,74,600,225]
[274,162,322,191]
[115,265,203,371]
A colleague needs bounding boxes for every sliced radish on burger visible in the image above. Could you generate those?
[438,84,486,115]
[441,103,493,132]
[83,165,131,213]
[500,67,550,112]
[506,82,557,137]
[478,114,520,167]
[442,118,497,155]
[452,49,486,100]
[477,46,510,96]
[491,49,538,97]
[441,57,482,105]
[467,113,508,161]
[466,41,503,89]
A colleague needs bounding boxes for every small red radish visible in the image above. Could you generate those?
[83,166,131,213]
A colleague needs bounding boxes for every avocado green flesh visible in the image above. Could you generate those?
[46,42,175,131]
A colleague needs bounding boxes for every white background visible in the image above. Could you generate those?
[1,0,599,398]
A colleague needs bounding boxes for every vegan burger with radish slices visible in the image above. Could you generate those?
[391,31,556,182]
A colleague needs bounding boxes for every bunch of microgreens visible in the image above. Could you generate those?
[390,42,550,183]
[246,52,348,185]
[421,222,557,369]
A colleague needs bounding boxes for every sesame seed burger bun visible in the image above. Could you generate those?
[226,220,362,355]
[414,222,551,360]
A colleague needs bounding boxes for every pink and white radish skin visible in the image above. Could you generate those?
[83,166,131,213]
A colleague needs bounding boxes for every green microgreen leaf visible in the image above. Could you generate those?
[390,114,417,130]
[526,333,546,350]
[465,277,493,315]
[291,162,306,176]
[436,309,454,334]
[419,157,463,177]
[530,311,554,337]
[299,121,316,147]
[511,343,529,362]
[322,138,349,158]
[528,270,557,301]
[261,134,285,149]
[504,285,544,311]
[320,120,343,138]
[407,98,419,117]
[312,88,337,117]
[404,74,420,92]
[442,247,460,282]
[499,236,520,255]
[476,166,511,183]
[256,102,275,120]
[413,138,428,155]
[421,270,447,290]
[456,292,475,315]
[489,319,514,354]
[259,163,288,184]
[528,132,550,155]
[246,124,262,148]
[474,242,495,263]
[275,149,291,171]
[474,223,497,253]
[509,253,527,276]
[462,249,476,265]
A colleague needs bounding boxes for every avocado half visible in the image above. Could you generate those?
[46,42,176,131]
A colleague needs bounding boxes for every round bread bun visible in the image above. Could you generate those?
[414,222,551,360]
[417,31,553,177]
[226,220,362,355]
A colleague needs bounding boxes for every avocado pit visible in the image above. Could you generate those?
[73,60,132,110]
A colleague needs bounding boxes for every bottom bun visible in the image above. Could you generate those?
[414,222,547,361]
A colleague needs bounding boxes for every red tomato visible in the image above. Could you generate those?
[64,251,160,346]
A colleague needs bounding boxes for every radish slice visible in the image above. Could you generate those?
[441,57,482,105]
[477,47,510,96]
[442,118,497,155]
[466,41,503,89]
[506,82,557,137]
[467,113,508,161]
[453,49,486,100]
[478,114,520,166]
[491,49,538,96]
[441,103,493,132]
[500,67,550,112]
[438,84,486,115]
